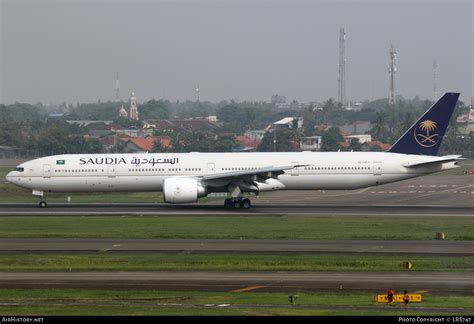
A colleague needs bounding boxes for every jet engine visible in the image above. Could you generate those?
[163,177,207,204]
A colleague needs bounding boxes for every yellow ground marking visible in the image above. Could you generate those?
[231,285,267,293]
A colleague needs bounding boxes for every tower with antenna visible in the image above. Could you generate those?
[114,72,120,102]
[433,59,438,101]
[338,27,346,107]
[388,44,397,105]
[195,85,200,102]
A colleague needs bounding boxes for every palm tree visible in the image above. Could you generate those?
[151,140,163,153]
[290,118,302,150]
[371,112,388,142]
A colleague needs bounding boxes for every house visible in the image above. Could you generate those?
[361,141,391,151]
[66,120,114,127]
[235,135,262,151]
[98,135,119,151]
[314,124,332,133]
[299,136,322,151]
[143,120,178,132]
[114,126,140,137]
[87,122,123,137]
[143,118,220,133]
[145,135,172,150]
[265,117,303,131]
[206,116,218,122]
[97,134,130,151]
[344,134,372,144]
[122,138,153,153]
[244,130,266,141]
[341,121,372,135]
[121,136,172,153]
[456,104,474,135]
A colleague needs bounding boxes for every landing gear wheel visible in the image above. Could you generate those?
[224,198,232,209]
[233,200,242,209]
[242,198,251,209]
[39,201,47,208]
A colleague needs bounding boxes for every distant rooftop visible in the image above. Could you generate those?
[66,120,114,126]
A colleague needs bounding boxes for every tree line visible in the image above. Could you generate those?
[0,96,471,156]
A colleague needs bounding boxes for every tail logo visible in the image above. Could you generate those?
[414,119,439,147]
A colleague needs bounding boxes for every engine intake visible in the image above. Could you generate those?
[163,177,207,204]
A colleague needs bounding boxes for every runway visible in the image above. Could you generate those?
[1,238,473,256]
[0,203,472,217]
[0,271,472,295]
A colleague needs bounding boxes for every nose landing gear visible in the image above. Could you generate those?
[32,190,47,208]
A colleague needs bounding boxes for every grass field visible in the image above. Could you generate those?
[0,253,472,272]
[0,289,472,316]
[0,215,472,240]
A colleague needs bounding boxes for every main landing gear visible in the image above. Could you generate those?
[39,201,48,208]
[224,198,251,209]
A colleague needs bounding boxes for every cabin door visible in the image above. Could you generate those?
[43,164,51,178]
[207,162,215,174]
[373,161,382,176]
[107,164,117,177]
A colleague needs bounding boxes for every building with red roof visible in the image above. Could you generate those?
[121,136,172,153]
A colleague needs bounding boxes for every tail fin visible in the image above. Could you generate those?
[387,92,460,156]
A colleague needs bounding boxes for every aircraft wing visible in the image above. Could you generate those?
[402,155,464,168]
[202,165,308,182]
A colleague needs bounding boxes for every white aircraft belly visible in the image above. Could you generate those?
[26,176,166,192]
[279,173,419,190]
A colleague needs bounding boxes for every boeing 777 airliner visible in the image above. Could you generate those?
[6,93,463,209]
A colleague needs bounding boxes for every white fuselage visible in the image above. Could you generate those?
[6,152,458,195]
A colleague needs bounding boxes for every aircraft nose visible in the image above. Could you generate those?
[5,171,14,184]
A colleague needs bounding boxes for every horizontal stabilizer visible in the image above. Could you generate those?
[402,155,464,168]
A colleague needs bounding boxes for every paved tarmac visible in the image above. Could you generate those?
[0,203,472,217]
[256,175,474,207]
[0,271,472,295]
[0,238,472,256]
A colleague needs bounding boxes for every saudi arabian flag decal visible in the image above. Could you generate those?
[56,160,65,165]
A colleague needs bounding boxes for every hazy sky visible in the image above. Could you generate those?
[1,0,472,105]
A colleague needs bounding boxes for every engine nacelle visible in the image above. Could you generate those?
[163,177,207,204]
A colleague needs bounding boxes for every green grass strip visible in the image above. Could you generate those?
[0,215,472,240]
[0,289,472,316]
[0,253,472,272]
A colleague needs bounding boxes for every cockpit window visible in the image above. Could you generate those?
[14,167,24,172]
